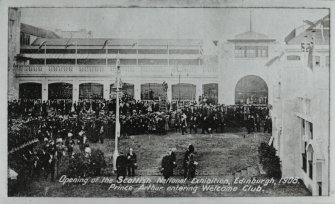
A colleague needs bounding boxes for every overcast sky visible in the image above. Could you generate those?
[20,8,328,50]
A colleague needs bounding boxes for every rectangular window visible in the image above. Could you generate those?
[302,141,307,172]
[138,49,167,54]
[302,153,307,172]
[309,160,313,179]
[234,46,268,58]
[30,58,45,65]
[169,59,199,65]
[108,49,137,54]
[257,46,268,57]
[47,49,76,54]
[287,55,301,61]
[78,59,106,65]
[46,59,75,64]
[77,49,105,54]
[138,59,168,65]
[246,46,257,58]
[120,59,137,65]
[169,49,199,55]
[309,122,313,140]
[234,46,245,58]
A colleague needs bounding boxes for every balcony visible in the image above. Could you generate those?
[16,65,218,78]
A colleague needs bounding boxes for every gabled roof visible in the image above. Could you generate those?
[21,23,60,39]
[285,14,330,45]
[30,38,203,47]
[286,29,329,45]
[228,31,275,42]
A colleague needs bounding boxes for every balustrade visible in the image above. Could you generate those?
[16,64,218,76]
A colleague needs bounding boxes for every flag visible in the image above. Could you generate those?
[304,20,316,27]
[284,28,296,44]
[64,38,73,49]
[307,43,314,70]
[38,40,46,51]
[102,39,109,50]
[266,52,284,67]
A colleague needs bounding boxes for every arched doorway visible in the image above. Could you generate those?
[48,83,73,100]
[19,82,42,99]
[172,83,196,101]
[110,83,134,99]
[141,83,165,100]
[203,83,218,104]
[235,75,268,105]
[79,83,103,100]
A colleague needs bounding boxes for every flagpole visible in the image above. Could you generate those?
[113,56,121,172]
[106,40,108,66]
[44,43,47,66]
[75,41,78,65]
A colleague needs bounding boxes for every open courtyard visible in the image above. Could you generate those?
[14,131,311,197]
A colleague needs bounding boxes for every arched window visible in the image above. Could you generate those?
[19,83,42,99]
[307,145,314,179]
[48,83,73,100]
[141,83,165,100]
[203,83,218,104]
[235,75,268,105]
[79,83,103,100]
[110,83,134,98]
[172,83,196,101]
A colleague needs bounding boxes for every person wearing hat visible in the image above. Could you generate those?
[116,153,128,181]
[65,133,74,156]
[181,113,188,135]
[183,144,195,178]
[127,148,137,177]
[161,149,176,180]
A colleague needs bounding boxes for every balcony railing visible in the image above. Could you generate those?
[16,65,218,77]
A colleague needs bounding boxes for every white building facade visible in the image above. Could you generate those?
[270,15,330,196]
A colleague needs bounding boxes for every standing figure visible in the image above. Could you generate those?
[116,153,128,181]
[183,144,195,178]
[181,114,188,135]
[161,149,176,180]
[127,148,137,177]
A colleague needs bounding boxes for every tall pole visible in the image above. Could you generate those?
[178,73,181,105]
[44,43,47,66]
[113,58,121,171]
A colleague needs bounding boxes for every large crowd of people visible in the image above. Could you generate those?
[8,94,272,186]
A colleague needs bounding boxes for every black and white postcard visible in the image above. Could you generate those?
[1,0,334,203]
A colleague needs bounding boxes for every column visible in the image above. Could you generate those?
[196,82,203,103]
[72,80,79,102]
[103,81,111,100]
[42,77,48,101]
[167,82,172,102]
[134,81,141,100]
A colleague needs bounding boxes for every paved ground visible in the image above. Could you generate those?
[13,131,312,197]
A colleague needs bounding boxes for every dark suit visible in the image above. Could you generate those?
[127,152,137,177]
[116,155,128,181]
[161,155,175,179]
